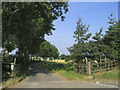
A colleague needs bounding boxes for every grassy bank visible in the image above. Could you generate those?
[92,69,118,80]
[2,63,32,89]
[56,70,84,80]
[2,74,27,89]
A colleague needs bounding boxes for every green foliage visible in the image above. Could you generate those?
[59,54,66,60]
[2,53,17,80]
[2,73,27,88]
[103,14,120,60]
[65,55,71,62]
[73,17,91,43]
[68,17,91,63]
[2,2,68,64]
[68,13,120,63]
[2,2,68,81]
[38,40,59,59]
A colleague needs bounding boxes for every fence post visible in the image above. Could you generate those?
[11,62,14,78]
[100,55,102,72]
[86,59,91,76]
[14,58,16,77]
[74,64,77,73]
[85,57,88,75]
[11,58,17,78]
[105,55,107,71]
[88,61,91,76]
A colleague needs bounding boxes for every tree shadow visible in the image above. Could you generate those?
[27,62,50,77]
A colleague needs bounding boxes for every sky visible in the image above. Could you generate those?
[45,2,118,55]
[1,1,118,55]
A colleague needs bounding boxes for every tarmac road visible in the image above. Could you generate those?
[15,63,118,88]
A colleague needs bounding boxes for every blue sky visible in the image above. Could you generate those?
[45,2,118,55]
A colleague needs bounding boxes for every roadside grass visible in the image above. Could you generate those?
[2,74,26,88]
[92,69,118,80]
[2,63,32,89]
[56,70,84,80]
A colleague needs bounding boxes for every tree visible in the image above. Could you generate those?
[68,13,119,64]
[103,13,120,60]
[59,54,66,60]
[38,40,59,59]
[68,17,91,63]
[73,17,91,43]
[2,2,69,65]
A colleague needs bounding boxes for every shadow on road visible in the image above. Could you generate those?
[27,60,73,77]
[29,62,50,77]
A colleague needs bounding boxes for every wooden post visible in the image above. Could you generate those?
[105,55,107,71]
[11,62,14,78]
[11,58,17,78]
[14,58,16,65]
[74,64,77,73]
[73,64,74,72]
[14,58,16,77]
[85,57,88,75]
[100,55,102,72]
[88,61,91,76]
[108,61,109,71]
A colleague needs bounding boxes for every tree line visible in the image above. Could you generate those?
[67,13,120,63]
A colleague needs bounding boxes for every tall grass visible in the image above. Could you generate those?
[57,70,84,80]
[92,70,118,80]
[2,74,26,88]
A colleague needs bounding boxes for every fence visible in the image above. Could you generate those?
[73,59,118,76]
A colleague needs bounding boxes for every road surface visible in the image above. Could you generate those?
[15,63,118,88]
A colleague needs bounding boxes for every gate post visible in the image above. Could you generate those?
[11,62,14,78]
[86,59,91,76]
[11,58,17,78]
[85,57,88,75]
[88,61,91,76]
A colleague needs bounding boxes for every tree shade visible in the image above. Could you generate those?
[2,2,69,65]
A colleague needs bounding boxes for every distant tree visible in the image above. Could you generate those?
[38,40,59,59]
[59,54,66,60]
[65,55,71,62]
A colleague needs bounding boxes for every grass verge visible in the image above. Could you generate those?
[56,70,84,80]
[2,74,27,89]
[2,63,32,89]
[92,69,118,80]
